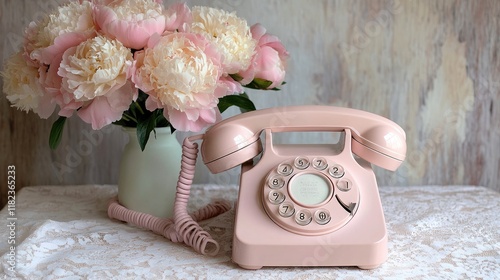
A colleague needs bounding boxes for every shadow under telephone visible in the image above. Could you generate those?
[108,105,407,269]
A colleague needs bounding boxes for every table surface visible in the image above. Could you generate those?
[1,184,499,279]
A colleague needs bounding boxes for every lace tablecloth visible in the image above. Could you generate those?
[0,184,499,279]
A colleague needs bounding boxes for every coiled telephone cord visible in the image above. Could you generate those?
[107,135,231,256]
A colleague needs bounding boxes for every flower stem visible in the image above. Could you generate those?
[122,112,138,123]
[133,101,145,115]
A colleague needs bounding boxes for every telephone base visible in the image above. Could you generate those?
[226,123,398,270]
[232,234,387,269]
[232,153,388,270]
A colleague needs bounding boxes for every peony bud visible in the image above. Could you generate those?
[238,24,289,89]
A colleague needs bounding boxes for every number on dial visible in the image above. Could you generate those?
[268,190,285,204]
[279,202,295,217]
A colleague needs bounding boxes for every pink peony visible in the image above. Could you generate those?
[238,23,289,89]
[168,107,221,132]
[135,32,240,131]
[93,0,166,50]
[39,55,83,118]
[57,34,137,129]
[190,6,256,75]
[1,51,56,118]
[164,2,192,32]
[77,81,137,129]
[24,0,96,65]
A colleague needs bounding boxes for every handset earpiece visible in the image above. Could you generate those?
[351,125,406,171]
[201,123,263,173]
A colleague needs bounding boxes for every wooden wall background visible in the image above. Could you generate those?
[1,0,499,208]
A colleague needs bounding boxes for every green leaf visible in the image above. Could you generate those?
[229,73,244,82]
[49,116,67,150]
[136,113,157,151]
[154,110,171,128]
[113,90,149,127]
[113,114,136,127]
[253,78,273,89]
[218,93,257,114]
[243,79,286,91]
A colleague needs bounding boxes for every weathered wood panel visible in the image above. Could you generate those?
[1,0,499,208]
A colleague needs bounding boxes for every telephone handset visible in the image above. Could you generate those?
[108,105,406,269]
[201,105,406,173]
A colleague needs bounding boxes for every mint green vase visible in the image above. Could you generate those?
[117,127,182,218]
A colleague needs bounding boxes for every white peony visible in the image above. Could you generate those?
[2,51,44,112]
[135,33,222,111]
[107,0,163,21]
[25,0,95,62]
[190,6,256,74]
[58,34,134,101]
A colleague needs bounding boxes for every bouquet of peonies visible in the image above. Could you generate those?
[2,0,288,150]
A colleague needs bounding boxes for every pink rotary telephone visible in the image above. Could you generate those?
[109,105,406,269]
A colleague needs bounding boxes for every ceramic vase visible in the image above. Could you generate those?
[117,127,182,218]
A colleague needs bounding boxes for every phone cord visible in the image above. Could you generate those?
[107,135,231,256]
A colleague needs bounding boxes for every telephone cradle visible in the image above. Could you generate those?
[108,105,407,270]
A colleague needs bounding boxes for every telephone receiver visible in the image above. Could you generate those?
[108,105,407,269]
[201,105,406,173]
